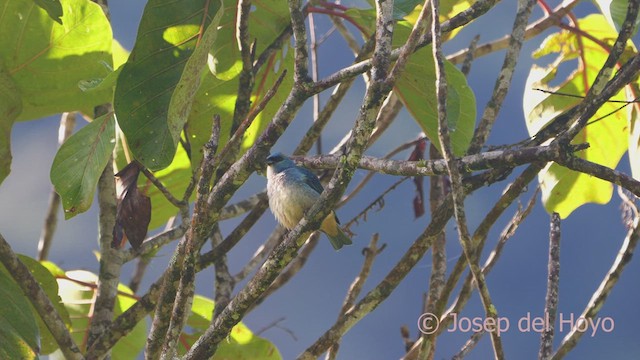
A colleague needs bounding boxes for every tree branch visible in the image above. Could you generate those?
[551,202,640,359]
[0,233,84,360]
[467,0,536,154]
[539,213,561,359]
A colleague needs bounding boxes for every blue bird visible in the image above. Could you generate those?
[266,152,352,250]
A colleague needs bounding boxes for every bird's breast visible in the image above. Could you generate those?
[267,171,318,229]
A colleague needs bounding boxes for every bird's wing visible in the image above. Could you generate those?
[298,167,324,194]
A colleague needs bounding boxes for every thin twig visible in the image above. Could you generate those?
[231,0,256,133]
[219,191,269,220]
[140,166,187,209]
[129,216,177,293]
[232,225,286,283]
[539,213,561,359]
[38,112,76,261]
[447,0,579,64]
[551,203,640,359]
[467,0,536,154]
[460,35,480,77]
[417,144,447,360]
[248,232,321,313]
[309,12,323,154]
[554,153,640,199]
[326,234,384,360]
[329,12,361,55]
[451,330,485,360]
[211,224,234,320]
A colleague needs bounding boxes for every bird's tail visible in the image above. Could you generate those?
[326,227,352,250]
[321,212,353,250]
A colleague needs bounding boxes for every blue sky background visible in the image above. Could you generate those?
[1,1,639,359]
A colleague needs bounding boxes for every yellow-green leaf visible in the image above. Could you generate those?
[524,14,634,218]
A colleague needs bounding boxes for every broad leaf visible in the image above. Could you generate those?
[524,14,634,218]
[51,113,116,219]
[114,0,223,170]
[0,0,113,121]
[178,295,282,360]
[0,262,40,359]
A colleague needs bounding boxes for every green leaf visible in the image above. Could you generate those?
[55,270,146,358]
[112,39,130,69]
[394,23,476,156]
[524,14,633,218]
[51,113,116,219]
[34,0,64,24]
[392,0,423,19]
[0,64,22,185]
[17,256,71,355]
[114,0,223,170]
[178,295,282,360]
[167,4,225,164]
[40,261,66,277]
[593,0,640,35]
[0,263,40,360]
[0,0,113,121]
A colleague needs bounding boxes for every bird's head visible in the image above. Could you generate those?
[266,152,295,173]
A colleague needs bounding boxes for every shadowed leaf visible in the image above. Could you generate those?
[114,0,222,170]
[34,0,64,24]
[51,113,116,219]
